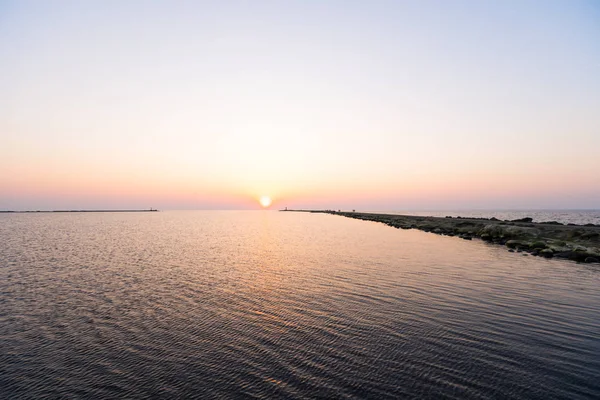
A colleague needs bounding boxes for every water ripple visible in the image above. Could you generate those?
[1,211,600,399]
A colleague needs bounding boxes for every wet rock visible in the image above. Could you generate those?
[553,251,574,259]
[511,217,533,223]
[480,233,493,242]
[540,249,554,258]
[480,224,540,240]
[547,244,569,253]
[550,240,566,247]
[505,240,524,249]
[456,221,476,227]
[574,252,595,262]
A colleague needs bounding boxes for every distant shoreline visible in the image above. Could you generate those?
[284,210,600,263]
[0,209,158,213]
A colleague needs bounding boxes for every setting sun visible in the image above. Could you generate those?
[259,196,272,208]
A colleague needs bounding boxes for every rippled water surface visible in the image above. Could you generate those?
[2,211,600,399]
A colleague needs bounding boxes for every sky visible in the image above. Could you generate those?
[1,0,599,210]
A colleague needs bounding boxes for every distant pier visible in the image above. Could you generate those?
[0,209,159,213]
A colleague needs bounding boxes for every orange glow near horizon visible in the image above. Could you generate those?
[2,2,600,211]
[2,166,599,210]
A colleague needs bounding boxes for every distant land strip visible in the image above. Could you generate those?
[0,209,158,213]
[284,210,600,264]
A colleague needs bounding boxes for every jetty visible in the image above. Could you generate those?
[0,209,158,213]
[285,210,600,263]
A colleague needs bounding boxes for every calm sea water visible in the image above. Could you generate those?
[2,211,600,399]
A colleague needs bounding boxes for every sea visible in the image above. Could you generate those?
[1,210,600,399]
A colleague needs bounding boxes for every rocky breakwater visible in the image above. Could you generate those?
[311,211,600,263]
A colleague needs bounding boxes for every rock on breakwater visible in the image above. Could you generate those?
[288,210,600,263]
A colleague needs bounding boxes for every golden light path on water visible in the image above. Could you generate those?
[1,210,599,399]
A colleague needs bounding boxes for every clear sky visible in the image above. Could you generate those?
[1,0,599,210]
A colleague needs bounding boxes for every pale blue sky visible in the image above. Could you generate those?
[1,1,599,210]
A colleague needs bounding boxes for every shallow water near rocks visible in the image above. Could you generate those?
[2,211,600,399]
